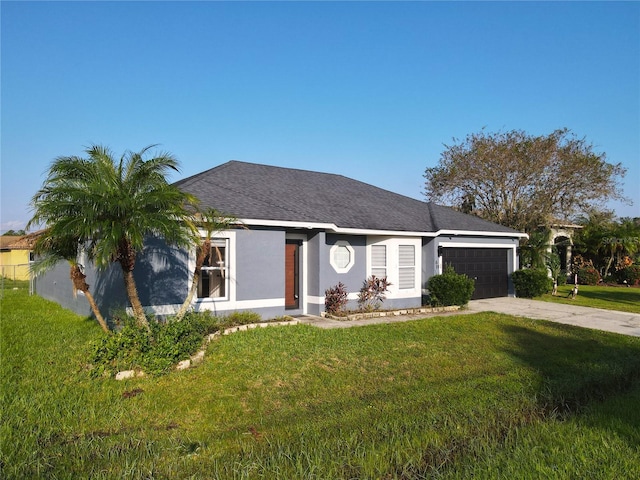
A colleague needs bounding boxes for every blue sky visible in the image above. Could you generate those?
[2,1,638,233]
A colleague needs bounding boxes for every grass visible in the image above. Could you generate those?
[536,284,640,314]
[2,281,640,478]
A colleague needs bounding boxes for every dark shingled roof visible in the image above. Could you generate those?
[175,161,522,235]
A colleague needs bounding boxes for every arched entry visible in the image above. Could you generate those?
[547,224,582,276]
[553,235,571,271]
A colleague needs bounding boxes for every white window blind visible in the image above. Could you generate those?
[371,244,387,278]
[398,245,415,289]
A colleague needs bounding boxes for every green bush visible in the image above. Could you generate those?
[428,265,475,306]
[617,265,640,286]
[557,271,568,286]
[511,268,553,298]
[90,311,220,376]
[577,266,600,285]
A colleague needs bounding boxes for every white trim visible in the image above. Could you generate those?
[196,297,284,311]
[308,292,359,306]
[435,229,528,239]
[366,236,422,299]
[330,240,355,273]
[435,241,518,275]
[437,241,518,249]
[139,297,286,317]
[286,233,308,314]
[237,218,528,239]
[187,230,237,304]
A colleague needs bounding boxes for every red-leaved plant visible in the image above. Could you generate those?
[324,282,349,316]
[357,275,391,312]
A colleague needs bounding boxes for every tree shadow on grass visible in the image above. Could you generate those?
[499,321,640,443]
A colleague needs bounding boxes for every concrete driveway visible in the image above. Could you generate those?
[299,298,640,337]
[466,297,640,337]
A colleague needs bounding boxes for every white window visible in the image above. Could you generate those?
[330,240,355,273]
[398,245,416,289]
[198,239,228,299]
[367,237,421,299]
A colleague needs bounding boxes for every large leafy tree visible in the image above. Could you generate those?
[424,129,628,232]
[29,145,197,329]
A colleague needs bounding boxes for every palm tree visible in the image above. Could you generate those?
[29,145,197,330]
[175,209,237,321]
[519,228,551,269]
[28,231,109,333]
[601,218,640,279]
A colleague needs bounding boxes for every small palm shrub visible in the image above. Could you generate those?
[357,275,391,311]
[511,268,553,298]
[325,282,349,316]
[428,265,475,306]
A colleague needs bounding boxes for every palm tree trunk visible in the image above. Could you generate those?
[69,264,109,333]
[122,268,150,331]
[175,240,211,321]
[84,290,110,333]
[175,270,201,321]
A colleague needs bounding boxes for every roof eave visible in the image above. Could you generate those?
[239,218,527,239]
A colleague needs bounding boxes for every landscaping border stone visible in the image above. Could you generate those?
[321,306,460,321]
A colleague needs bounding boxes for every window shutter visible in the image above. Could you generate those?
[371,244,387,278]
[398,245,415,289]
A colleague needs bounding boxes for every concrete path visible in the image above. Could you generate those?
[297,298,640,337]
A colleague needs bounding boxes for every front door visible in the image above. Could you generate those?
[285,241,300,309]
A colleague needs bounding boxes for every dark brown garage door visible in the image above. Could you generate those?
[441,248,508,299]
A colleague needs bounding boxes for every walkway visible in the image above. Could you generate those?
[297,298,640,337]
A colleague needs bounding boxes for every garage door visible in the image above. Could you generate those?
[441,248,508,299]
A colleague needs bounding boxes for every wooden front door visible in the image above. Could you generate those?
[285,241,300,309]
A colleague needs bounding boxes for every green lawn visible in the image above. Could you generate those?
[536,284,640,314]
[2,282,640,479]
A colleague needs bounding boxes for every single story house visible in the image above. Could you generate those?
[35,161,527,320]
[1,233,36,281]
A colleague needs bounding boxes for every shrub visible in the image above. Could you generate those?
[511,268,553,298]
[325,282,349,316]
[617,265,640,286]
[90,311,220,376]
[577,266,600,285]
[557,271,568,286]
[357,275,391,311]
[217,310,262,329]
[428,265,475,306]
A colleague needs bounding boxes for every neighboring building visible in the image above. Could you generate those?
[547,223,583,273]
[35,161,527,320]
[0,234,35,281]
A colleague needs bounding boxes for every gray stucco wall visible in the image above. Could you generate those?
[35,230,523,323]
[323,233,367,294]
[35,237,189,322]
[235,228,285,302]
